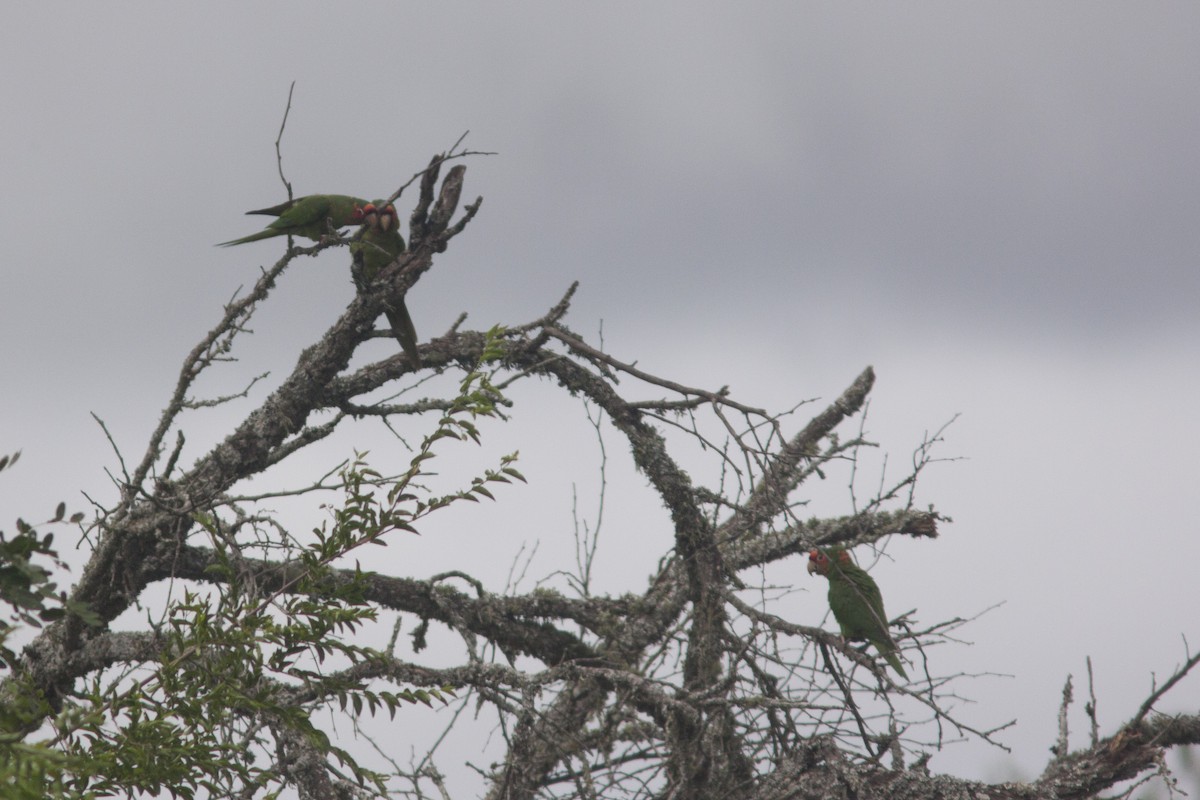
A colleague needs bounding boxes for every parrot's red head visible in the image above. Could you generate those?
[807,547,850,576]
[359,201,397,232]
[358,203,380,229]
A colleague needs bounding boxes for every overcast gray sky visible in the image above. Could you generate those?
[2,2,1198,792]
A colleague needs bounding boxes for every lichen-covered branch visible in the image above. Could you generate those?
[10,148,1197,800]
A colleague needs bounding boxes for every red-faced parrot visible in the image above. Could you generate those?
[218,194,370,247]
[351,202,421,369]
[807,547,908,678]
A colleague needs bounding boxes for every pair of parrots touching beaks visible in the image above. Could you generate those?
[808,547,908,679]
[219,194,420,369]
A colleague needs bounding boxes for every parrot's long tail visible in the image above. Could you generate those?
[385,300,421,370]
[216,229,280,247]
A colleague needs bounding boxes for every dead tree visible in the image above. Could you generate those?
[4,147,1197,800]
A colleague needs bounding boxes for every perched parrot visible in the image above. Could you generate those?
[218,194,370,247]
[807,547,908,679]
[351,201,421,369]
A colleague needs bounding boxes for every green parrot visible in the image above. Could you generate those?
[218,194,370,247]
[351,201,421,369]
[807,547,908,679]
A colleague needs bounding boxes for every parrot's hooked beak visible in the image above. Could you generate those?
[378,204,398,232]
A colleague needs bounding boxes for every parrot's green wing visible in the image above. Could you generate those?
[351,202,420,369]
[243,199,298,217]
[219,194,369,247]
